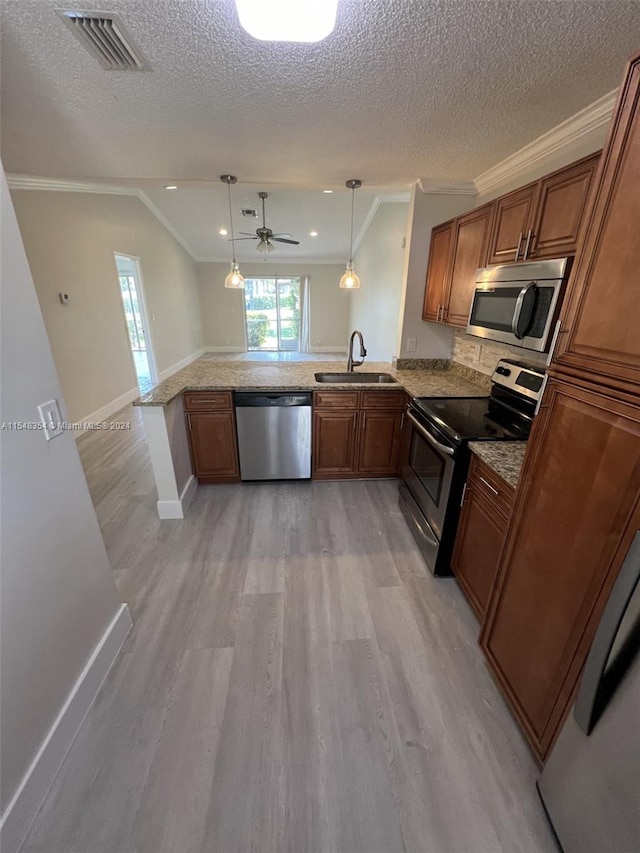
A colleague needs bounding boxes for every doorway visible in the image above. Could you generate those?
[244,277,301,352]
[114,254,157,393]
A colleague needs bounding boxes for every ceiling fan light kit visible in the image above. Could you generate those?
[340,179,362,289]
[220,174,245,289]
[234,0,338,43]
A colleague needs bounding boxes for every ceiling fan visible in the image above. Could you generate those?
[231,191,300,253]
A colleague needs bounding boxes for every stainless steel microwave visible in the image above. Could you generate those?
[467,258,570,352]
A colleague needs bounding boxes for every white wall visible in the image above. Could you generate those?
[347,202,408,361]
[397,186,476,360]
[10,191,203,422]
[0,165,125,842]
[197,262,350,352]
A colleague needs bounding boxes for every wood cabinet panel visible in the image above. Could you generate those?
[444,204,494,326]
[360,390,406,410]
[486,184,538,265]
[184,391,233,411]
[187,412,239,479]
[312,410,358,476]
[356,410,403,476]
[314,391,359,409]
[422,221,453,322]
[553,55,640,396]
[529,153,600,260]
[480,378,640,760]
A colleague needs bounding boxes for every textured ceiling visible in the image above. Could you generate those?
[1,0,639,260]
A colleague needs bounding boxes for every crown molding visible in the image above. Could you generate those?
[474,89,617,197]
[417,179,476,195]
[194,256,345,265]
[136,192,198,258]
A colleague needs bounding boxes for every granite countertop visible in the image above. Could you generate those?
[468,441,528,490]
[133,358,490,407]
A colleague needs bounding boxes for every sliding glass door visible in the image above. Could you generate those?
[244,277,300,351]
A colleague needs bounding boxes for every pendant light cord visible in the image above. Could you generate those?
[227,179,237,266]
[348,186,355,267]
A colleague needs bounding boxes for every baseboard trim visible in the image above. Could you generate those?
[0,603,132,853]
[156,347,207,381]
[157,474,197,519]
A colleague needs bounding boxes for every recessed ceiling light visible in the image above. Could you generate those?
[322,189,334,194]
[219,228,228,236]
[309,231,318,237]
[235,0,338,43]
[165,185,178,190]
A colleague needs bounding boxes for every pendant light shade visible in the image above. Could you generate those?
[220,174,245,289]
[340,179,362,289]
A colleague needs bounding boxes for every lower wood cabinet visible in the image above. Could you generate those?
[480,376,640,761]
[451,456,514,619]
[313,390,405,479]
[184,392,240,482]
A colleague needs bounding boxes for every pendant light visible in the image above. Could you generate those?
[339,179,362,289]
[220,174,245,289]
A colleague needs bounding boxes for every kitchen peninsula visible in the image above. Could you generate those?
[133,358,489,518]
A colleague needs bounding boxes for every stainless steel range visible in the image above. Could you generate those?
[399,358,546,576]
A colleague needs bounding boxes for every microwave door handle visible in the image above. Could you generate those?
[512,281,536,340]
[407,411,455,456]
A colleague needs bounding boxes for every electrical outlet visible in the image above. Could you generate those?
[406,338,417,352]
[38,399,64,441]
[58,292,70,305]
[473,344,482,363]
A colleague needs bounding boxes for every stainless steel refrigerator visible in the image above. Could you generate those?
[538,532,640,852]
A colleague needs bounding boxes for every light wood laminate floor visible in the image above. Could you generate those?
[20,406,557,853]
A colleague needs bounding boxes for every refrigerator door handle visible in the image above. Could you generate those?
[574,530,640,735]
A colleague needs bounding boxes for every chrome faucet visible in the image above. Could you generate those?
[347,330,367,372]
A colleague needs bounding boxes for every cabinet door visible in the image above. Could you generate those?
[451,464,511,619]
[480,378,640,760]
[422,221,454,322]
[356,410,403,476]
[444,203,494,327]
[188,412,239,479]
[528,153,600,260]
[312,410,358,477]
[553,54,640,396]
[486,184,538,265]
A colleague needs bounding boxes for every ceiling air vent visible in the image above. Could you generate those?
[242,209,259,218]
[55,9,150,70]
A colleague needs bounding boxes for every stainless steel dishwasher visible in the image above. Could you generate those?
[234,391,312,480]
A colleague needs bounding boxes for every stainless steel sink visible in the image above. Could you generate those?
[314,372,398,384]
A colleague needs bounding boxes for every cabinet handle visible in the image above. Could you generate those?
[400,412,405,430]
[192,399,222,404]
[523,229,533,259]
[515,232,524,261]
[479,476,499,496]
[186,413,192,431]
[460,482,467,507]
[437,304,443,322]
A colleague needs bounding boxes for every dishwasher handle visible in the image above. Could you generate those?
[234,391,312,407]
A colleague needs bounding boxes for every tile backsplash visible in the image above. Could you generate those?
[452,329,547,376]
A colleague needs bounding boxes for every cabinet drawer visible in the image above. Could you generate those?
[469,457,515,517]
[360,390,405,410]
[313,390,359,410]
[184,391,233,411]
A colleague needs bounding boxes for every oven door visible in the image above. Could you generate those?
[402,409,456,540]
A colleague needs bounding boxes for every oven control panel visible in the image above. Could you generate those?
[491,359,545,402]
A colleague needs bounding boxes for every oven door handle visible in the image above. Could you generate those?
[407,411,455,456]
[512,281,537,340]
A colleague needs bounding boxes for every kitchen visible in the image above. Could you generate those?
[1,3,639,852]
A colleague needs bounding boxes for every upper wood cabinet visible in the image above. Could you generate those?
[552,53,640,397]
[528,154,600,260]
[486,184,538,265]
[444,203,495,326]
[486,153,600,265]
[422,221,454,322]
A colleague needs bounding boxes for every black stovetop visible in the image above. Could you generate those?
[412,396,532,444]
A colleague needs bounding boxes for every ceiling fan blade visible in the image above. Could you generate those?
[272,237,300,245]
[228,236,257,241]
[271,233,294,239]
[239,231,258,236]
